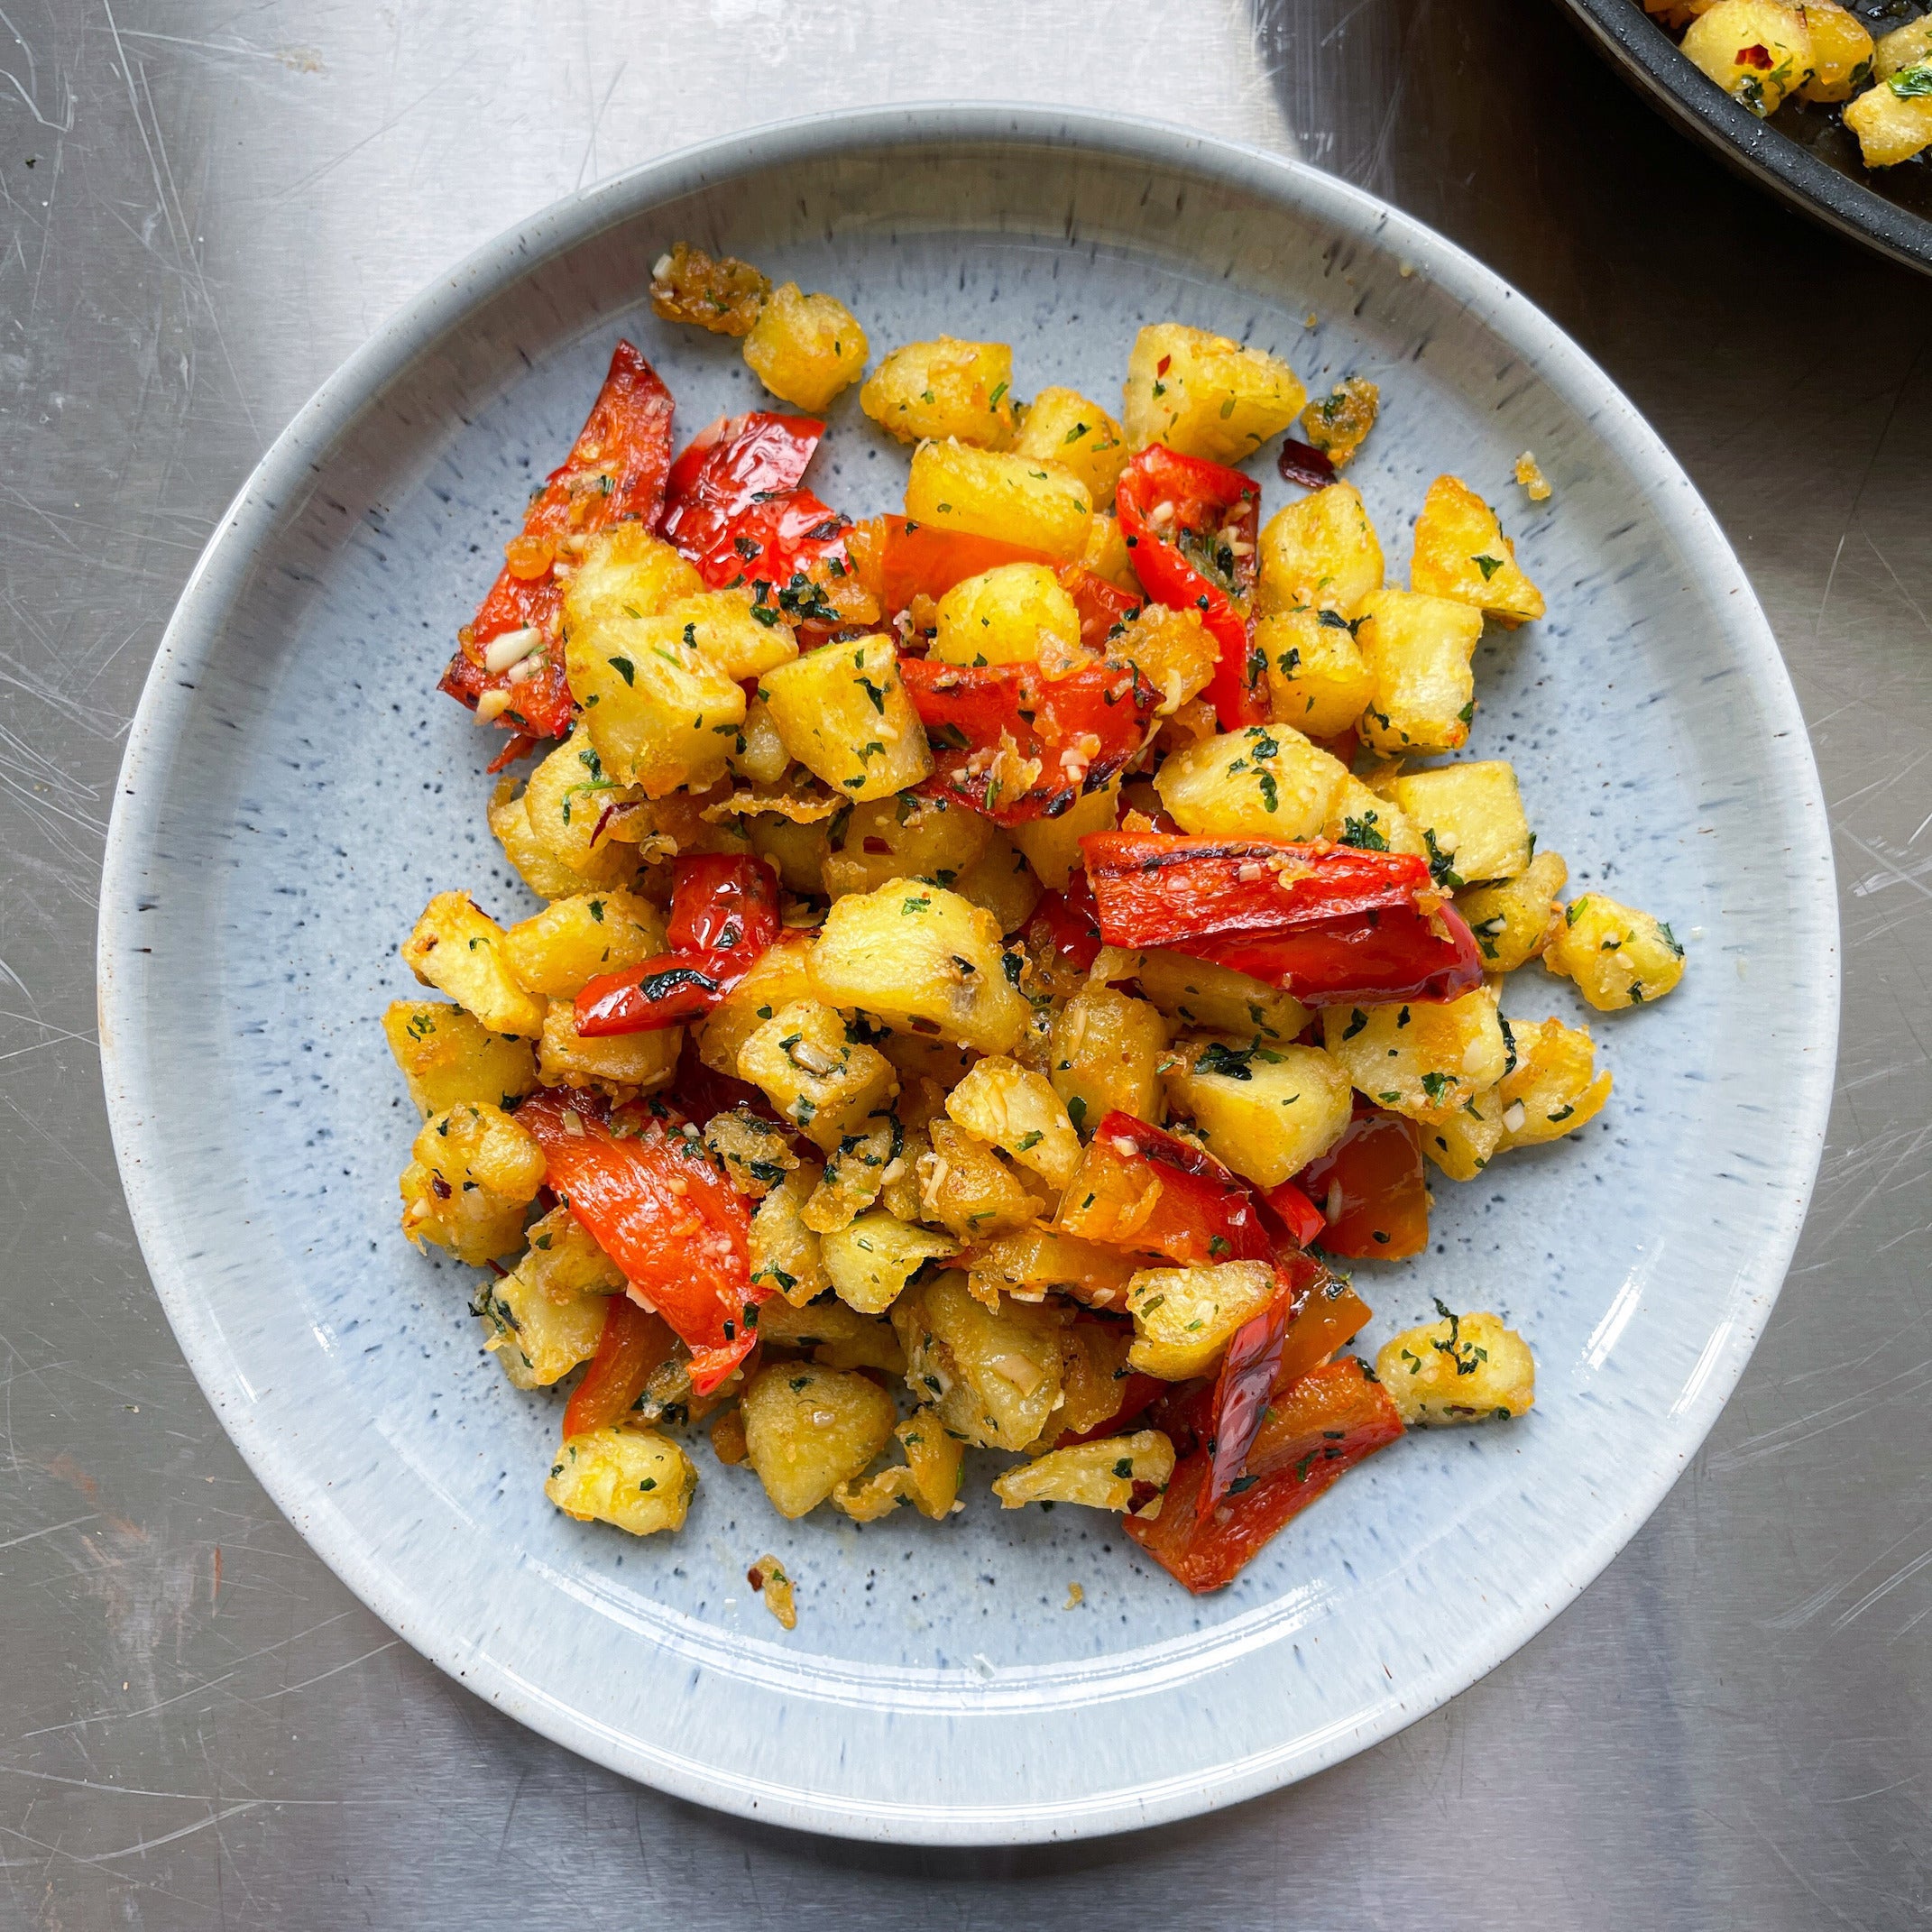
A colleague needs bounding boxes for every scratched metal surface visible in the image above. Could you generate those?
[1,0,1927,1921]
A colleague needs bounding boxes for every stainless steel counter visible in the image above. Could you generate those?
[4,1,1928,1923]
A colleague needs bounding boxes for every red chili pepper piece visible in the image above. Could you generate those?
[902,658,1157,826]
[1276,437,1339,492]
[562,1295,679,1437]
[520,1088,760,1394]
[1054,1111,1274,1266]
[1296,1103,1431,1259]
[1115,446,1263,731]
[439,341,675,748]
[1023,869,1104,974]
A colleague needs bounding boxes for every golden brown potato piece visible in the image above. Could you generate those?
[649,241,770,336]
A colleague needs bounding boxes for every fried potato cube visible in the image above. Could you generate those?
[1104,604,1219,716]
[1048,983,1169,1135]
[737,999,898,1151]
[511,738,645,888]
[1080,511,1138,590]
[945,1056,1082,1190]
[515,1203,624,1302]
[1321,984,1510,1123]
[944,832,1044,943]
[1845,73,1932,165]
[993,1431,1175,1511]
[822,1209,959,1315]
[1052,1320,1137,1435]
[1256,483,1384,619]
[833,1405,965,1521]
[1014,386,1131,502]
[756,1292,906,1374]
[1682,0,1816,114]
[704,1109,799,1199]
[1298,377,1380,467]
[1376,1309,1535,1424]
[750,1165,830,1307]
[399,1100,546,1265]
[905,440,1094,562]
[1011,778,1118,892]
[1876,13,1932,76]
[759,633,932,803]
[805,1121,897,1234]
[745,808,831,892]
[917,1120,1040,1242]
[538,1001,680,1094]
[1161,1036,1353,1189]
[1458,850,1569,972]
[860,336,1017,447]
[730,699,792,787]
[1122,322,1307,464]
[383,1001,538,1117]
[1126,1261,1277,1380]
[1497,1017,1614,1148]
[893,1272,1067,1449]
[965,1228,1139,1311]
[1797,0,1876,97]
[401,892,547,1039]
[489,776,602,900]
[565,521,704,631]
[931,563,1082,671]
[820,791,990,900]
[662,588,799,682]
[474,1265,607,1390]
[1385,761,1533,887]
[1356,587,1484,756]
[695,930,817,1078]
[566,611,745,798]
[1259,607,1376,738]
[545,1428,696,1535]
[742,282,869,411]
[500,888,666,1000]
[1419,1086,1504,1182]
[810,881,1029,1054]
[1322,772,1427,859]
[1411,475,1545,625]
[1543,893,1688,1010]
[1155,722,1350,839]
[649,240,770,336]
[1133,951,1312,1043]
[741,1362,898,1518]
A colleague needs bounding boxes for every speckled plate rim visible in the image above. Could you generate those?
[97,104,1839,1845]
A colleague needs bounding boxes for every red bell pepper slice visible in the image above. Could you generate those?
[1023,870,1104,975]
[1127,1358,1403,1593]
[1262,1179,1327,1251]
[562,1295,679,1437]
[902,658,1157,826]
[1297,1103,1431,1259]
[1115,446,1263,731]
[1054,1111,1275,1265]
[665,851,780,955]
[844,519,1051,615]
[1060,567,1143,648]
[1189,904,1484,1006]
[519,1089,761,1394]
[439,341,676,752]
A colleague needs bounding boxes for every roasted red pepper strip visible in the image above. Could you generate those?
[439,342,675,750]
[562,1295,679,1437]
[1115,446,1263,730]
[1054,1111,1274,1265]
[844,518,1052,614]
[1127,1358,1403,1593]
[1059,566,1143,648]
[1201,1283,1297,1517]
[903,658,1157,826]
[1297,1103,1430,1259]
[1023,870,1104,974]
[1262,1180,1327,1251]
[666,852,780,955]
[520,1089,761,1394]
[1190,904,1484,1006]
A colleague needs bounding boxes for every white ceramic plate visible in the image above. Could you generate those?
[97,106,1837,1845]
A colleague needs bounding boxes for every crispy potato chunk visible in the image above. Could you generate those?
[1419,1086,1504,1182]
[965,1228,1139,1311]
[1155,722,1349,840]
[918,1120,1040,1242]
[1497,1017,1613,1148]
[538,1000,679,1094]
[931,563,1082,671]
[821,792,990,899]
[924,832,1040,942]
[1543,893,1688,1010]
[741,1363,898,1518]
[1256,483,1384,619]
[757,1292,906,1374]
[1411,475,1545,625]
[515,1203,624,1302]
[383,1001,538,1117]
[1458,851,1569,972]
[649,241,771,336]
[1122,323,1306,463]
[704,1109,799,1199]
[810,881,1029,1054]
[1385,761,1533,887]
[822,1209,959,1315]
[833,1405,964,1521]
[1104,604,1219,717]
[500,888,666,1000]
[1797,0,1875,98]
[1321,985,1511,1123]
[905,440,1094,561]
[1080,510,1138,591]
[1048,983,1169,1135]
[545,1428,695,1535]
[399,1100,546,1265]
[746,808,831,891]
[730,701,792,787]
[474,1265,607,1390]
[760,634,932,803]
[1376,1308,1535,1424]
[1298,377,1380,467]
[1126,1261,1277,1380]
[1133,951,1311,1043]
[749,1165,830,1307]
[489,776,603,900]
[565,611,745,799]
[1682,0,1815,114]
[695,930,816,1078]
[893,1272,1067,1449]
[1323,773,1426,859]
[1014,386,1131,502]
[742,283,869,411]
[804,1118,897,1233]
[1260,606,1376,738]
[860,336,1017,447]
[945,1056,1082,1190]
[736,999,897,1151]
[1845,71,1932,165]
[1161,1036,1354,1188]
[1011,779,1119,893]
[664,588,799,682]
[565,522,704,631]
[1876,13,1932,77]
[514,738,647,888]
[993,1431,1176,1511]
[401,892,547,1039]
[1356,587,1483,756]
